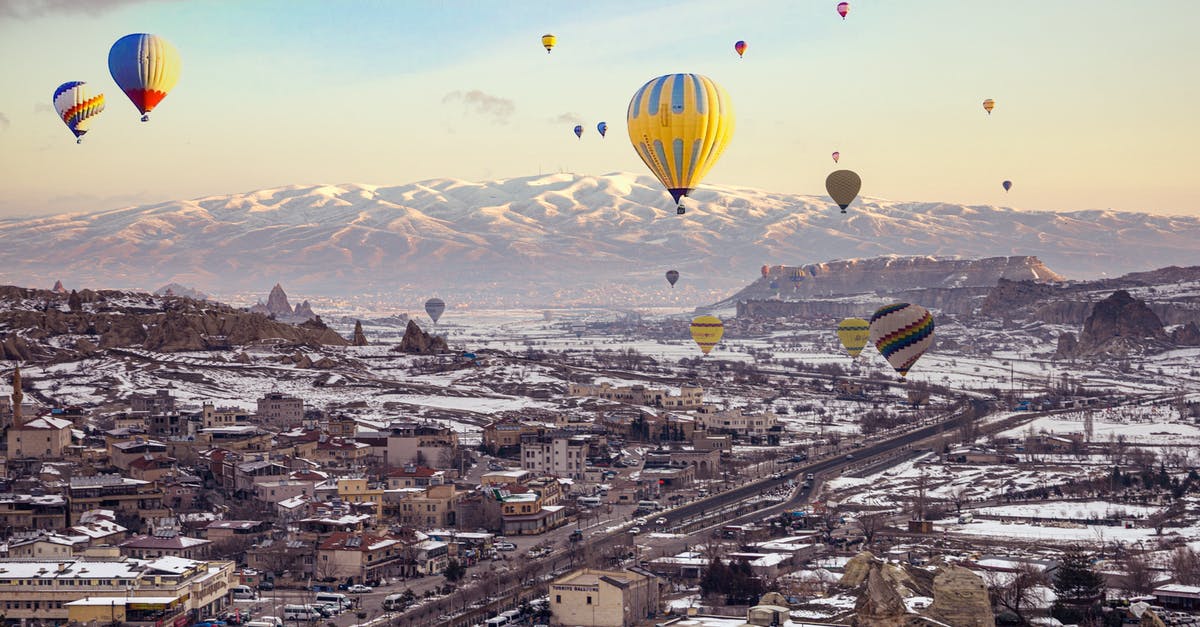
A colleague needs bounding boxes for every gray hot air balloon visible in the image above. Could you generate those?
[825,170,862,214]
[424,298,446,324]
[665,270,680,288]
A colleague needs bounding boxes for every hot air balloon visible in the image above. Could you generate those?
[734,41,747,58]
[53,82,104,143]
[831,151,840,164]
[424,298,446,324]
[868,303,935,378]
[837,2,850,19]
[1002,180,1012,192]
[837,318,871,359]
[108,33,181,122]
[541,34,557,53]
[690,315,724,355]
[573,125,583,139]
[597,121,607,137]
[627,73,735,215]
[825,170,862,214]
[665,270,680,288]
[791,268,805,284]
[983,99,995,115]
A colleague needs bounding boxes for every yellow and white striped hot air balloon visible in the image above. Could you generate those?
[690,315,724,355]
[108,33,181,122]
[627,73,735,215]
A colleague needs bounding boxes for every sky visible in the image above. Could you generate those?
[0,0,1198,218]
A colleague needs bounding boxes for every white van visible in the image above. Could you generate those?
[483,617,510,627]
[230,585,257,600]
[637,500,661,511]
[315,592,351,609]
[577,496,602,507]
[383,594,407,611]
[283,605,321,622]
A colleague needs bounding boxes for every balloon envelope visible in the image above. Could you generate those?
[541,34,556,53]
[424,298,446,323]
[734,40,747,57]
[597,121,607,137]
[825,170,862,213]
[831,151,840,163]
[983,99,995,114]
[690,315,724,355]
[627,73,735,213]
[573,125,583,138]
[665,270,680,287]
[868,303,935,377]
[53,81,105,141]
[1002,180,1012,192]
[837,2,849,19]
[837,318,871,359]
[108,33,181,121]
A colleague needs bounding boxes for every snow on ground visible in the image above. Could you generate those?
[973,501,1161,520]
[995,406,1196,445]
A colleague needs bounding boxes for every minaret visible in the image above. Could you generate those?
[11,365,23,427]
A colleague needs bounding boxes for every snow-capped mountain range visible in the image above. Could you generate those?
[1,172,1197,306]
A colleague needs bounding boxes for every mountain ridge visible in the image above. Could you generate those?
[1,172,1197,306]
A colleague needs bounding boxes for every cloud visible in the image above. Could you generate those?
[0,113,9,132]
[442,90,515,125]
[34,103,53,115]
[0,0,164,17]
[551,112,582,125]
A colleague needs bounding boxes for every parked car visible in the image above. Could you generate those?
[628,527,641,534]
[348,584,373,594]
[257,581,274,591]
[494,542,517,551]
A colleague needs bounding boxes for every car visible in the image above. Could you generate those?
[494,542,517,551]
[655,517,667,525]
[845,454,854,460]
[257,581,274,591]
[805,473,815,480]
[628,526,641,534]
[348,584,373,594]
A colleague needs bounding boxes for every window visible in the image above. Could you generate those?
[555,595,561,604]
[586,596,592,605]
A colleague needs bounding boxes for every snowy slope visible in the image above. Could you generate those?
[2,172,1198,305]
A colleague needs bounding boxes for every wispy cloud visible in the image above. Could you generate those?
[442,90,515,125]
[0,113,10,132]
[33,103,53,115]
[551,112,581,125]
[0,0,165,18]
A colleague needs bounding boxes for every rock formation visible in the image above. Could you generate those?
[927,565,995,627]
[1055,332,1079,359]
[293,300,317,321]
[154,283,209,300]
[0,284,348,362]
[266,283,292,317]
[1074,290,1168,356]
[352,321,368,346]
[52,280,67,294]
[1172,321,1200,346]
[395,320,449,354]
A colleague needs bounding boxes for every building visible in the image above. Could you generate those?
[0,555,235,624]
[568,383,703,410]
[549,568,660,627]
[385,422,459,468]
[692,406,778,437]
[385,465,446,489]
[201,404,253,429]
[110,438,169,470]
[131,390,176,415]
[67,475,168,525]
[314,436,372,468]
[390,484,457,528]
[520,434,588,480]
[482,419,541,455]
[482,485,566,536]
[7,414,74,459]
[336,477,384,515]
[0,494,70,530]
[257,392,304,427]
[316,532,409,584]
[119,535,213,560]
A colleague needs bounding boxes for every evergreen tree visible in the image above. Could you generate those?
[443,558,466,582]
[1051,548,1105,623]
[700,556,729,597]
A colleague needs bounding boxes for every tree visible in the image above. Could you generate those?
[1171,547,1200,586]
[987,562,1048,626]
[856,512,887,546]
[443,558,466,583]
[1051,548,1105,624]
[1116,552,1154,596]
[699,556,729,598]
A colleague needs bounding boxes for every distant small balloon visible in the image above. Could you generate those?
[574,124,583,139]
[734,40,747,58]
[597,121,607,137]
[983,99,995,115]
[1002,180,1012,192]
[541,34,557,53]
[425,298,446,324]
[831,151,840,164]
[665,270,680,288]
[837,2,849,19]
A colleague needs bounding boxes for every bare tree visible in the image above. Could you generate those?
[949,485,971,513]
[856,512,887,546]
[1172,547,1200,586]
[987,562,1048,626]
[1149,503,1183,535]
[1116,552,1155,596]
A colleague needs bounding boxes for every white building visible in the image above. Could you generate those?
[521,436,587,480]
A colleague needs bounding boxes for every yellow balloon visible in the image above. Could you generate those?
[983,98,995,114]
[690,315,724,355]
[837,317,871,359]
[541,34,556,53]
[627,73,735,214]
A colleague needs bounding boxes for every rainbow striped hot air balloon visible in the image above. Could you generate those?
[690,315,724,355]
[53,81,105,143]
[734,40,747,58]
[627,73,735,215]
[868,303,935,377]
[837,318,871,359]
[108,33,181,122]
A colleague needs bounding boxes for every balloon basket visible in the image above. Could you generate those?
[677,206,685,215]
[141,114,149,122]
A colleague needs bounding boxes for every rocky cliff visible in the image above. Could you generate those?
[835,551,995,626]
[154,283,209,300]
[0,285,348,362]
[249,283,318,323]
[394,320,449,354]
[1057,290,1170,358]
